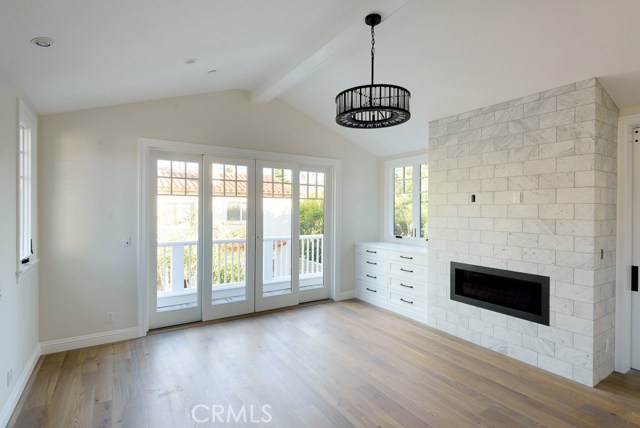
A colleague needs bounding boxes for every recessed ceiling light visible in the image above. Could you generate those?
[31,37,54,48]
[184,58,197,65]
[208,69,217,74]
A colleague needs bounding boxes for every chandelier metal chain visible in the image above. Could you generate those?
[370,25,375,86]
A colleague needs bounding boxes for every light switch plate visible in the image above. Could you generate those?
[512,192,521,204]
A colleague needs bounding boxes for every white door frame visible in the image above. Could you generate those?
[137,137,341,336]
[615,113,640,373]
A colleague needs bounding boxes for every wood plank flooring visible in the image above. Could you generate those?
[8,300,640,427]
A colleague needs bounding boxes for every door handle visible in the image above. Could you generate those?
[633,265,638,292]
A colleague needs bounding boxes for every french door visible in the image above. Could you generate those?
[149,150,331,329]
[201,156,257,320]
[298,165,332,303]
[149,151,203,328]
[255,161,300,312]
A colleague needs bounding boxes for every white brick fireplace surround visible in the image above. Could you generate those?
[427,78,618,386]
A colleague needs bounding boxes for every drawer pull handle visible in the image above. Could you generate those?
[366,250,377,254]
[400,268,414,273]
[400,283,414,289]
[366,287,377,293]
[366,274,377,279]
[400,298,414,304]
[366,261,377,265]
[400,255,413,260]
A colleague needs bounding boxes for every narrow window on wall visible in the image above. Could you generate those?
[385,155,428,242]
[393,165,413,237]
[18,100,37,269]
[420,163,429,237]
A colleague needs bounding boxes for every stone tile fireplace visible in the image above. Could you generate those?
[427,78,618,386]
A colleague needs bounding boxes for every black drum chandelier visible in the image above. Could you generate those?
[335,13,411,129]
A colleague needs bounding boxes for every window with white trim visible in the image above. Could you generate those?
[18,101,37,268]
[384,155,428,242]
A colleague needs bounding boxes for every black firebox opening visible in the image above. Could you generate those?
[450,262,550,325]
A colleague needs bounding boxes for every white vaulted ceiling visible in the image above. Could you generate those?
[2,0,640,156]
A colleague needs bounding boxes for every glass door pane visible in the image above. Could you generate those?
[262,167,292,295]
[299,170,324,288]
[256,162,299,311]
[149,151,202,329]
[202,156,255,321]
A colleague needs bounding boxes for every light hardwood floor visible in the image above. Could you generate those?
[8,300,640,427]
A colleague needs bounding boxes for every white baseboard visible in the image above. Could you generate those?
[0,344,41,428]
[40,327,139,355]
[335,290,356,301]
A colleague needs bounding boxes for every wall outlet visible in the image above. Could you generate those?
[122,236,131,247]
[6,368,12,387]
[106,312,115,323]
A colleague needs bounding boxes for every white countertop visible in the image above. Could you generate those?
[357,241,428,254]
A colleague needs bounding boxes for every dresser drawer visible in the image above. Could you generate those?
[356,254,387,272]
[389,291,427,312]
[389,276,427,294]
[357,280,388,297]
[388,250,428,266]
[356,269,388,287]
[390,262,427,281]
[356,244,386,258]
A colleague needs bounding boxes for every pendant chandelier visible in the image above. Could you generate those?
[335,13,411,129]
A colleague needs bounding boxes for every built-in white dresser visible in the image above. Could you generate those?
[355,242,428,322]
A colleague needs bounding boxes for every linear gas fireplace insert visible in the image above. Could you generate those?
[450,262,550,325]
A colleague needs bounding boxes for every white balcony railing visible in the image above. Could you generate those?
[156,235,323,305]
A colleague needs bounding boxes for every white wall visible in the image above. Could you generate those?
[0,71,40,426]
[38,90,380,342]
